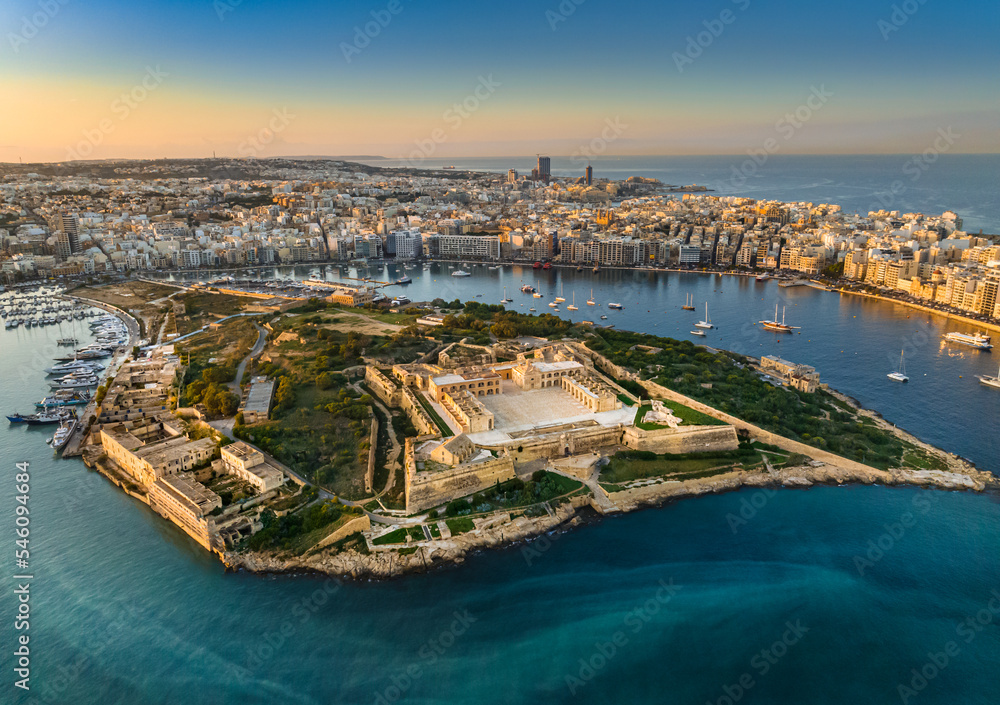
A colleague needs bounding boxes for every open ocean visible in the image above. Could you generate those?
[3,156,1000,704]
[363,154,1000,234]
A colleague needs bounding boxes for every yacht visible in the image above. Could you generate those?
[451,270,471,277]
[501,287,513,304]
[533,292,543,299]
[682,294,696,311]
[586,289,597,306]
[977,364,1000,389]
[608,302,624,310]
[554,284,566,303]
[695,303,713,329]
[520,284,535,294]
[548,302,558,308]
[887,350,909,383]
[48,417,78,450]
[566,292,579,311]
[691,330,707,337]
[395,275,412,285]
[759,304,799,333]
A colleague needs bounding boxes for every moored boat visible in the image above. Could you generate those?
[943,331,993,350]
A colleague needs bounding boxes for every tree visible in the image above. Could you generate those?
[275,377,296,411]
[316,372,334,390]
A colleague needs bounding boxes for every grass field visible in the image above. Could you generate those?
[601,449,764,484]
[633,399,728,429]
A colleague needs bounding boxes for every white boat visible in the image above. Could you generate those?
[567,292,579,311]
[586,288,597,306]
[943,331,993,350]
[533,292,543,299]
[554,283,566,304]
[608,303,623,310]
[695,302,713,329]
[977,364,1000,389]
[47,417,77,450]
[691,330,707,337]
[600,315,608,320]
[501,287,513,303]
[887,350,909,383]
[451,270,471,277]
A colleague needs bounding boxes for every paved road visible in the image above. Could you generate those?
[230,323,267,393]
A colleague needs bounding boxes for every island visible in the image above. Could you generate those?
[71,285,998,580]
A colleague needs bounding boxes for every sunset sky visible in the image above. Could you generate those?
[1,0,997,162]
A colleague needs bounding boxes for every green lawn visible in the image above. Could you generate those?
[415,392,454,437]
[601,449,763,484]
[633,400,727,429]
[373,528,409,545]
[446,517,475,535]
[588,328,913,469]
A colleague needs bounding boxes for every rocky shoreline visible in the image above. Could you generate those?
[222,452,998,583]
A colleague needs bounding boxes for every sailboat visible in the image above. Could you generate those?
[567,292,579,311]
[887,350,909,383]
[759,304,799,333]
[586,289,597,306]
[501,287,513,304]
[682,293,696,311]
[695,302,713,329]
[554,283,566,304]
[976,363,1000,389]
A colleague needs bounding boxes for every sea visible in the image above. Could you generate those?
[3,156,999,705]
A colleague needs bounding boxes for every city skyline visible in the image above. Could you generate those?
[2,0,998,162]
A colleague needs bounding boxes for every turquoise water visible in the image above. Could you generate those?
[4,153,1000,703]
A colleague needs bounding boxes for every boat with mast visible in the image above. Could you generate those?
[567,292,579,311]
[682,294,695,311]
[586,289,596,306]
[695,302,713,329]
[887,350,909,383]
[759,304,800,333]
[501,287,512,303]
[977,363,1000,389]
[554,283,565,304]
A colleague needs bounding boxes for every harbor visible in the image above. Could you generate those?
[2,285,139,455]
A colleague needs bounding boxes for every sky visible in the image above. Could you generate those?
[0,0,998,162]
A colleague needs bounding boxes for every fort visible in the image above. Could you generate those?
[366,340,739,513]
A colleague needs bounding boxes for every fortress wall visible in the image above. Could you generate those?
[405,457,516,513]
[623,424,739,454]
